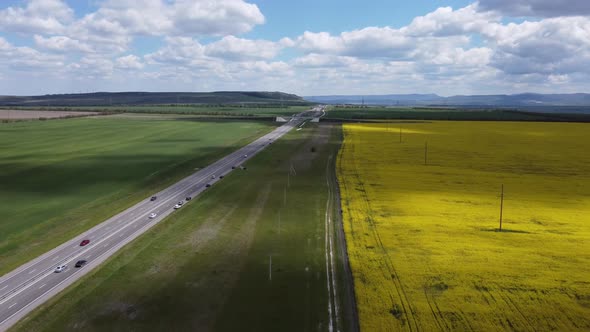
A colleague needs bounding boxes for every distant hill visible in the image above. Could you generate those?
[436,93,590,107]
[305,93,590,108]
[0,91,307,106]
[305,94,440,105]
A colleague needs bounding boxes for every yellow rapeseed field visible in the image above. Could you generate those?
[337,121,590,331]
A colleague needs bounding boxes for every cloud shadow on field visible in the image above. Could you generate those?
[0,147,239,196]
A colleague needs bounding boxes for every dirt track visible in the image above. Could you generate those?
[327,124,360,332]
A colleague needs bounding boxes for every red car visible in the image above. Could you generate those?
[80,239,90,246]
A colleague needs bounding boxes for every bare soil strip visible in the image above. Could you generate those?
[0,110,99,120]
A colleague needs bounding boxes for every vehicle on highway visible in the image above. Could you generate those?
[54,264,67,273]
[174,201,183,209]
[185,196,192,201]
[211,175,216,179]
[75,260,87,268]
[232,166,236,169]
[219,175,224,179]
[148,212,157,219]
[150,196,157,201]
[240,166,247,170]
[205,184,211,188]
[79,239,90,246]
[244,154,248,157]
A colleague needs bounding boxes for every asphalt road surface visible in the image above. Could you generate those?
[0,107,324,331]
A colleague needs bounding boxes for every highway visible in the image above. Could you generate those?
[0,106,324,331]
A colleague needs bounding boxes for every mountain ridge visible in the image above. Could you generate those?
[0,91,306,106]
[305,93,590,106]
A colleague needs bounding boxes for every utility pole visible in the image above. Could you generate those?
[499,184,504,232]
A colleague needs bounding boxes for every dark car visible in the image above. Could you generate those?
[80,239,90,246]
[219,175,224,179]
[185,196,192,201]
[205,184,211,188]
[232,166,236,169]
[75,260,87,268]
[150,196,157,201]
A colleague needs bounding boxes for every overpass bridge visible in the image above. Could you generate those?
[276,105,326,122]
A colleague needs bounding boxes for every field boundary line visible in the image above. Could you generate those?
[331,126,360,332]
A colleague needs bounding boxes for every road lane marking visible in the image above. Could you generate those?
[28,269,37,274]
[52,256,59,261]
[119,234,124,237]
[8,303,17,309]
[38,284,46,289]
[0,285,8,291]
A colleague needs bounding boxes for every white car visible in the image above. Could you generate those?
[148,212,157,219]
[174,201,183,209]
[54,264,67,273]
[244,154,248,158]
[211,175,216,179]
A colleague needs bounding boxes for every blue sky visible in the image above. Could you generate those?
[0,0,589,96]
[245,1,473,38]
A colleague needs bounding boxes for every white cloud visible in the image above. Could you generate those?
[0,0,73,34]
[204,36,284,61]
[0,37,64,71]
[67,0,264,42]
[292,4,590,93]
[294,53,358,68]
[172,0,264,36]
[477,0,590,17]
[33,35,93,53]
[0,0,265,56]
[68,56,114,78]
[295,11,485,61]
[483,17,590,75]
[405,4,500,36]
[116,55,144,70]
[2,1,590,96]
[144,37,206,66]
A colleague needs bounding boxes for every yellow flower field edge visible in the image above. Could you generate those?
[337,121,590,331]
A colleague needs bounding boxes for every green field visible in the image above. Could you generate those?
[325,106,590,121]
[0,117,276,275]
[4,105,309,118]
[12,124,353,332]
